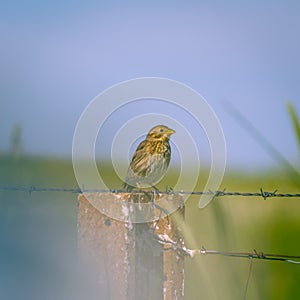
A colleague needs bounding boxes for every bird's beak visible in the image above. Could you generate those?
[167,128,175,135]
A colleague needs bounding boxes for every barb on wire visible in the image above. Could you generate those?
[0,186,299,200]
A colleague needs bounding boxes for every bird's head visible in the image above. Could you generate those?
[146,125,175,141]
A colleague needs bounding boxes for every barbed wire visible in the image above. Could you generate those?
[0,186,300,200]
[191,247,300,264]
[153,234,300,265]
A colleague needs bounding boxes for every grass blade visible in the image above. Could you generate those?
[225,102,300,187]
[286,101,300,156]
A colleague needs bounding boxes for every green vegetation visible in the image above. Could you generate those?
[185,170,300,300]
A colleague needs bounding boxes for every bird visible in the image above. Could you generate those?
[123,125,175,191]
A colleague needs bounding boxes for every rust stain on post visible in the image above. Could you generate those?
[152,208,185,300]
[78,193,185,300]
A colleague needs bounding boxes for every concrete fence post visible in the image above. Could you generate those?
[77,192,185,300]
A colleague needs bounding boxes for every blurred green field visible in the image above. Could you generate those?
[0,154,299,299]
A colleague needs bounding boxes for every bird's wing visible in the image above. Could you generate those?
[129,140,152,177]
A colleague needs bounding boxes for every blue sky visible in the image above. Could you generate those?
[1,1,300,170]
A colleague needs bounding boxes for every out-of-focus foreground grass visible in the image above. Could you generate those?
[0,155,299,300]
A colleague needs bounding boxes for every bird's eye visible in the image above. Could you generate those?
[160,129,164,132]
